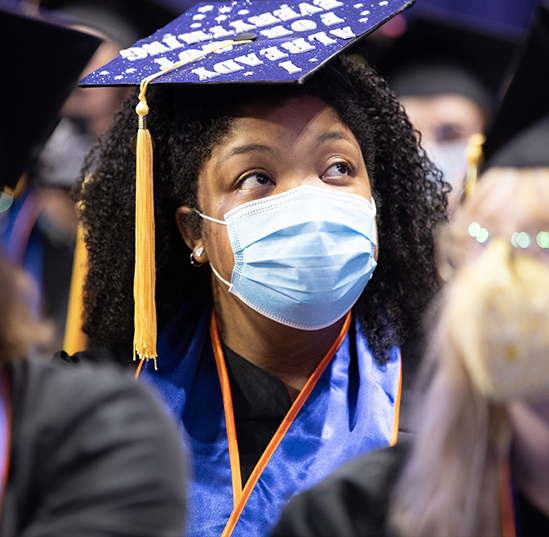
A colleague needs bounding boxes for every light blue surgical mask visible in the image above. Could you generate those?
[197,185,377,330]
[424,139,468,191]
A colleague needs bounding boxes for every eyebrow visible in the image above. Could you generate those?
[315,131,355,146]
[218,144,276,166]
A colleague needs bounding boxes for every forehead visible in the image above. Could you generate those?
[213,93,355,152]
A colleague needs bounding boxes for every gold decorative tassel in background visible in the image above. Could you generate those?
[63,224,89,354]
[465,133,486,199]
[133,93,157,368]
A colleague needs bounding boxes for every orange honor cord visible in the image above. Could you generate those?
[134,358,144,380]
[389,362,402,446]
[211,311,352,537]
[499,456,516,537]
[211,313,243,505]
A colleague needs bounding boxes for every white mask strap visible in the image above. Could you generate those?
[210,263,231,288]
[194,209,227,226]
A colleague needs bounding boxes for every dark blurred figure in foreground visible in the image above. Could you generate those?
[0,250,188,536]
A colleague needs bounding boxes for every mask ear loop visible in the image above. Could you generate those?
[194,209,232,288]
[194,209,227,226]
[210,265,232,288]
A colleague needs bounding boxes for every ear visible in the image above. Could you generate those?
[176,206,208,264]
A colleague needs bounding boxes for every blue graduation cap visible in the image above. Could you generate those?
[76,0,415,367]
[80,0,414,87]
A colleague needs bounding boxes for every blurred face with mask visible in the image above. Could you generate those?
[392,63,490,216]
[374,17,516,218]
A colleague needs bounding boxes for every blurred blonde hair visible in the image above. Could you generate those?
[0,251,52,365]
[390,168,549,537]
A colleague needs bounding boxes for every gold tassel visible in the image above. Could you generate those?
[133,92,157,368]
[129,36,254,374]
[63,224,89,354]
[465,133,485,199]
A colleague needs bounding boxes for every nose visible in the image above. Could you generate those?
[272,174,333,196]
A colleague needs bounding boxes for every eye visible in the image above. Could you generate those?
[238,172,273,189]
[322,161,351,178]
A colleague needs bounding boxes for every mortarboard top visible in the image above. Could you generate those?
[483,2,549,169]
[373,12,517,111]
[79,0,415,88]
[0,7,101,193]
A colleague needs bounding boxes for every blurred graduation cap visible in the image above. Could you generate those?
[482,2,549,169]
[374,13,517,112]
[0,6,101,194]
[40,0,178,46]
[75,0,416,368]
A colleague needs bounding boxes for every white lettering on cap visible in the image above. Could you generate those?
[298,2,323,15]
[320,11,345,25]
[154,57,177,70]
[291,19,317,31]
[273,7,301,21]
[313,0,344,9]
[191,67,221,80]
[281,37,315,54]
[308,31,337,45]
[248,12,281,27]
[120,47,148,61]
[330,26,355,39]
[229,20,257,33]
[209,25,234,39]
[142,42,170,56]
[279,61,302,74]
[213,59,245,74]
[178,31,211,44]
[234,53,264,67]
[260,25,294,38]
[260,46,289,61]
[162,35,185,51]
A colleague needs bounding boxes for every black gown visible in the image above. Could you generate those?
[273,441,549,537]
[1,358,187,537]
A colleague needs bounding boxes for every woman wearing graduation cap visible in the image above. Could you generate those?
[62,0,448,534]
[274,7,549,536]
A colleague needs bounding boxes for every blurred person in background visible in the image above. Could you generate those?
[273,166,549,537]
[374,13,517,216]
[0,0,172,353]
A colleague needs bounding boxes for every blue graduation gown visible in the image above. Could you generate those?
[142,301,401,536]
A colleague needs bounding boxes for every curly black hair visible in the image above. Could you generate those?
[75,56,448,365]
